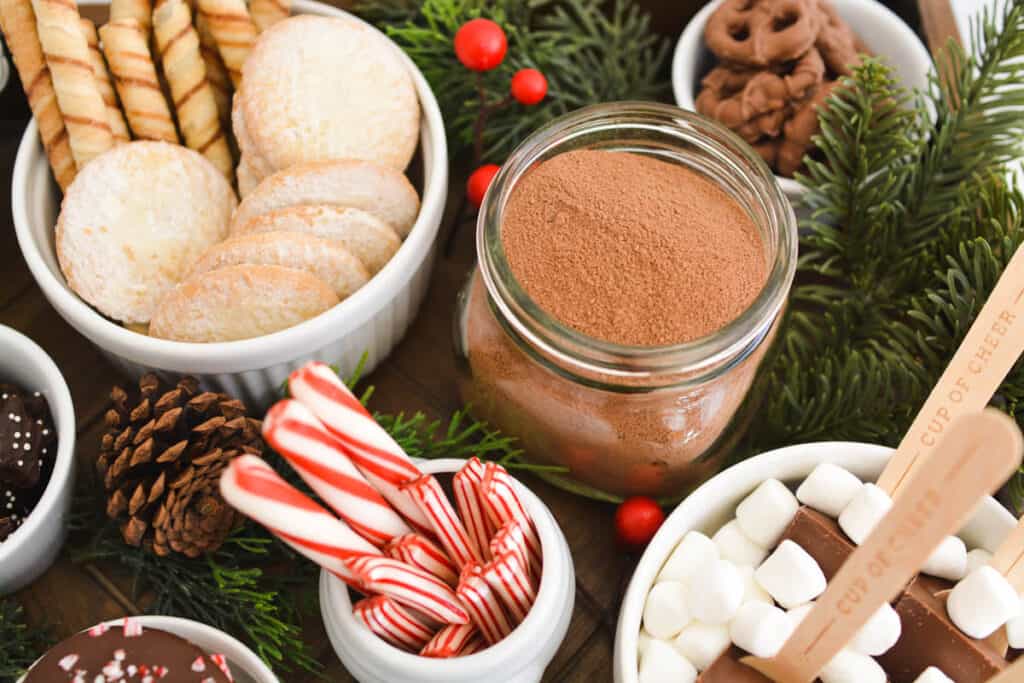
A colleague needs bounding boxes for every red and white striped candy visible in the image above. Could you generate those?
[263,399,411,546]
[456,564,513,645]
[386,533,459,587]
[480,463,542,574]
[219,455,379,587]
[482,551,537,623]
[289,362,430,531]
[454,458,496,561]
[353,595,435,652]
[403,475,481,570]
[420,623,479,658]
[490,520,532,583]
[348,555,469,625]
[460,635,486,656]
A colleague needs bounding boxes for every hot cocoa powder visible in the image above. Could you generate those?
[501,149,768,347]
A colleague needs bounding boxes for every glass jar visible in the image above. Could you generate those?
[454,102,797,500]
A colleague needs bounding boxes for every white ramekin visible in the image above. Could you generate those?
[18,615,278,683]
[0,325,75,595]
[320,458,575,683]
[11,0,448,408]
[673,0,933,201]
[612,441,1018,683]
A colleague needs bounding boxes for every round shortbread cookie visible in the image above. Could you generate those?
[237,155,261,198]
[188,231,370,299]
[56,141,237,324]
[242,15,419,172]
[232,85,275,181]
[150,264,339,342]
[232,159,420,237]
[231,204,401,274]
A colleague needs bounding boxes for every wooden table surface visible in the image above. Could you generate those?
[0,1,925,680]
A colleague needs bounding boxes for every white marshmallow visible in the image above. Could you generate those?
[643,581,691,639]
[912,667,954,683]
[729,601,793,658]
[920,536,967,581]
[819,649,887,683]
[947,565,1021,638]
[838,483,893,545]
[796,463,863,518]
[737,565,773,605]
[712,520,768,567]
[672,622,730,671]
[786,602,814,628]
[639,639,697,683]
[638,629,654,658]
[735,478,800,548]
[754,540,827,609]
[848,603,901,656]
[687,559,745,624]
[965,548,994,575]
[1005,595,1024,649]
[658,531,719,584]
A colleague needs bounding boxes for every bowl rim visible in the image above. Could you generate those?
[11,0,448,374]
[671,0,934,197]
[0,324,76,565]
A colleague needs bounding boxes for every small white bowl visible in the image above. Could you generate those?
[612,441,1018,683]
[12,0,448,408]
[0,325,75,594]
[320,458,575,683]
[18,616,278,682]
[673,0,933,201]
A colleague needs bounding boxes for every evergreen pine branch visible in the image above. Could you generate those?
[0,597,51,681]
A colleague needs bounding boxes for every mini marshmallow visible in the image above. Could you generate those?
[658,531,719,584]
[729,601,793,658]
[796,463,863,518]
[786,602,814,628]
[848,603,901,656]
[639,639,697,683]
[920,535,967,581]
[965,548,994,575]
[912,667,955,683]
[737,565,773,605]
[735,478,800,548]
[687,559,745,624]
[819,649,887,683]
[712,520,768,567]
[1005,595,1024,649]
[643,581,691,639]
[838,483,893,545]
[673,622,730,671]
[754,540,827,609]
[947,565,1021,639]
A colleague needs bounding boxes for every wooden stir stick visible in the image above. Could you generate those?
[974,514,1024,654]
[988,655,1024,683]
[742,409,1024,683]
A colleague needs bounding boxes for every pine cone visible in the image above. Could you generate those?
[97,374,263,558]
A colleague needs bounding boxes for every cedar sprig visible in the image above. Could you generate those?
[0,597,51,681]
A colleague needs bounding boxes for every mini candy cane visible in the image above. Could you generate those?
[386,533,459,587]
[403,474,481,569]
[454,457,496,561]
[480,463,542,573]
[353,595,435,652]
[490,520,532,583]
[482,551,537,623]
[289,362,430,530]
[456,564,513,645]
[420,623,479,658]
[220,455,379,587]
[460,635,486,656]
[263,399,411,546]
[348,555,469,625]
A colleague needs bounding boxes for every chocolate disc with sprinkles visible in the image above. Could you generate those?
[0,382,57,542]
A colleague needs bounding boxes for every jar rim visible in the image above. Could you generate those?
[476,101,798,382]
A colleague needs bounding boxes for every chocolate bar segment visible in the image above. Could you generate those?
[778,506,854,580]
[697,646,772,682]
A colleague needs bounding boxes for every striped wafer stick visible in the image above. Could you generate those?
[193,12,230,122]
[420,623,479,658]
[0,0,76,189]
[386,533,458,587]
[263,399,411,546]
[79,18,130,144]
[454,457,497,561]
[99,19,179,142]
[456,564,513,645]
[353,595,435,652]
[288,362,431,530]
[348,555,469,625]
[490,520,532,584]
[219,454,380,588]
[481,463,542,574]
[196,0,256,87]
[249,0,288,32]
[109,0,151,32]
[30,0,113,167]
[482,551,537,624]
[404,474,481,570]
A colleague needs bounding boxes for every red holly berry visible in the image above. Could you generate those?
[467,164,500,207]
[454,19,508,72]
[510,69,548,105]
[615,496,665,550]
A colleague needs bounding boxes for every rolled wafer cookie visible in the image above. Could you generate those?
[250,0,288,32]
[150,264,340,342]
[109,0,150,32]
[100,19,179,143]
[153,0,232,179]
[79,18,130,144]
[194,12,230,122]
[30,0,112,167]
[197,0,256,88]
[0,0,76,189]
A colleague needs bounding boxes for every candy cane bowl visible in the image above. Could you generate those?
[320,458,575,683]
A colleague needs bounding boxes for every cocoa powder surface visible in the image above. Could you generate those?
[501,149,768,347]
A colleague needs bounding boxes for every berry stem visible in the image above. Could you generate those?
[472,72,514,166]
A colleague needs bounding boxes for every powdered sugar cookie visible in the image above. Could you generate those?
[241,15,419,172]
[150,264,338,342]
[232,159,420,237]
[56,141,236,324]
[232,84,274,181]
[188,231,369,298]
[237,156,260,197]
[231,204,401,274]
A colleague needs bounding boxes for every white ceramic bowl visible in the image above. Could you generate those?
[0,325,75,595]
[612,441,1018,683]
[320,459,575,683]
[17,615,278,682]
[11,0,448,408]
[672,0,933,200]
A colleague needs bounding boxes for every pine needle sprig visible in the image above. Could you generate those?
[0,597,51,681]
